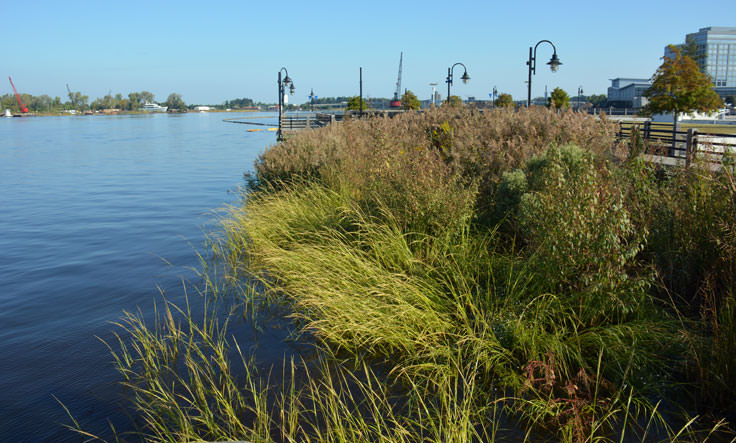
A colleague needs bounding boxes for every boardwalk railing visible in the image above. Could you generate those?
[618,121,736,169]
[280,110,406,134]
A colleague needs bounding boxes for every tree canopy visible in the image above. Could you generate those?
[346,96,369,111]
[642,45,722,119]
[678,35,704,66]
[494,93,514,108]
[165,93,187,111]
[548,87,570,109]
[401,90,421,110]
[588,94,607,107]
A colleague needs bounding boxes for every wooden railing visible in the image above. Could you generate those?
[618,121,736,169]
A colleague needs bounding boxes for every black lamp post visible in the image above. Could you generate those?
[277,67,294,141]
[577,86,583,110]
[492,86,498,108]
[526,40,561,107]
[446,62,470,104]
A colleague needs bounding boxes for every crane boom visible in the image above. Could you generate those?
[390,52,403,108]
[8,76,29,113]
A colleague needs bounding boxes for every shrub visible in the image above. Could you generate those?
[496,145,651,323]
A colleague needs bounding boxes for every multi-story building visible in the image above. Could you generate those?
[606,78,652,108]
[666,26,736,100]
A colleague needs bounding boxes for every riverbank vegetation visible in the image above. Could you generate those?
[93,106,736,442]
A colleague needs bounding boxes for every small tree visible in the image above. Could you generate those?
[642,45,723,152]
[346,96,369,111]
[548,87,570,109]
[401,90,421,110]
[495,93,514,108]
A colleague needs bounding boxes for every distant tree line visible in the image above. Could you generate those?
[1,90,189,113]
[224,97,256,108]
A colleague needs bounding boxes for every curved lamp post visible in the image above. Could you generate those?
[446,62,470,104]
[277,67,295,141]
[526,40,561,107]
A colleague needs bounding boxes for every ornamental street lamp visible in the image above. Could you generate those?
[526,40,561,107]
[277,67,295,141]
[446,62,470,104]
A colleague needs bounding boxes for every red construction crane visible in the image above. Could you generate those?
[8,76,29,113]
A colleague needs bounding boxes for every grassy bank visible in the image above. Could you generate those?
[91,106,736,442]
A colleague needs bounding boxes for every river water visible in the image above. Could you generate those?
[0,112,283,441]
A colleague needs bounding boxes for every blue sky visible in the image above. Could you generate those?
[4,0,736,105]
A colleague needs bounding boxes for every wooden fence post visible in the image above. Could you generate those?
[686,128,697,168]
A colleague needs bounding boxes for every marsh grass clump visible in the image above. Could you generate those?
[254,106,619,232]
[90,107,736,442]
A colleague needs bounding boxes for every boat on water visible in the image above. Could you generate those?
[140,102,168,113]
[3,109,12,118]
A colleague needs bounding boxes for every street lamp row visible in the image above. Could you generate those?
[278,40,561,136]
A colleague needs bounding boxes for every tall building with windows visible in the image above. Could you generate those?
[666,27,736,100]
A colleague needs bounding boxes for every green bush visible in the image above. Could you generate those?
[497,146,651,322]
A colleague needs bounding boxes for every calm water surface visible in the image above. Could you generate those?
[0,112,284,441]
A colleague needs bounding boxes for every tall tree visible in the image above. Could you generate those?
[165,93,187,111]
[140,91,155,104]
[548,87,570,109]
[642,45,723,152]
[401,90,421,110]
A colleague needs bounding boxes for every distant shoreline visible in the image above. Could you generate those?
[3,108,263,118]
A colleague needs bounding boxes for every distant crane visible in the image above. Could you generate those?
[8,76,29,113]
[390,52,403,108]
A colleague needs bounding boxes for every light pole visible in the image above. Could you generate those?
[526,40,561,107]
[277,67,294,141]
[577,86,583,110]
[446,63,470,104]
[492,86,498,108]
